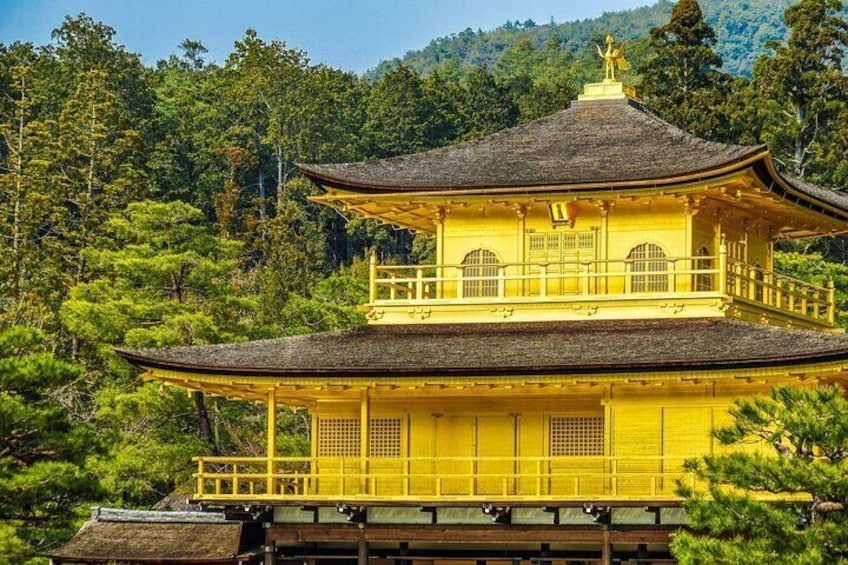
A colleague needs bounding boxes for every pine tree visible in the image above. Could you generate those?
[638,0,732,140]
[0,66,56,328]
[459,66,519,140]
[363,65,435,157]
[0,326,100,563]
[753,0,848,179]
[672,385,848,564]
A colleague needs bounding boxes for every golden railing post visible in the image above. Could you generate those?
[828,280,836,324]
[734,262,743,296]
[789,282,796,312]
[497,266,506,298]
[718,242,727,295]
[267,389,277,496]
[415,268,424,301]
[668,260,676,293]
[368,251,377,304]
[748,268,757,300]
[581,262,590,295]
[196,458,204,497]
[539,264,547,298]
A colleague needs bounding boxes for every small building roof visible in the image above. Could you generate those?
[45,507,263,564]
[118,319,848,378]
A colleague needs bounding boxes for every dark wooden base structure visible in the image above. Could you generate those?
[267,523,676,565]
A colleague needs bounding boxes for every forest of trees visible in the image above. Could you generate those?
[2,0,848,562]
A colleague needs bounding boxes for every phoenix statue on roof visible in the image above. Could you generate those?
[596,34,631,82]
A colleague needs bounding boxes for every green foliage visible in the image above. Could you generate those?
[365,0,837,83]
[638,0,733,139]
[61,200,251,357]
[774,250,848,327]
[0,326,99,563]
[752,0,848,179]
[672,385,848,565]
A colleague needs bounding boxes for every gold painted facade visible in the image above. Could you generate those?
[136,79,848,508]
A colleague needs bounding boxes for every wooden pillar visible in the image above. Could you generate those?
[360,387,370,493]
[369,252,378,304]
[516,204,527,297]
[267,389,277,496]
[435,207,446,299]
[601,529,613,565]
[358,531,369,565]
[597,201,610,294]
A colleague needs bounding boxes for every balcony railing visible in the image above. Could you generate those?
[195,455,705,503]
[367,248,835,326]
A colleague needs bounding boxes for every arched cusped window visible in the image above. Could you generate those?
[694,245,713,291]
[628,243,668,293]
[462,249,499,297]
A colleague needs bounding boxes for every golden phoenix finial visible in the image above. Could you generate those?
[595,34,631,82]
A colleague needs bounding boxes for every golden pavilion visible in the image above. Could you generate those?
[51,70,848,564]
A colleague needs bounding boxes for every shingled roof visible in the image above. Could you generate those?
[118,319,848,377]
[299,97,848,215]
[300,98,763,191]
[45,507,263,564]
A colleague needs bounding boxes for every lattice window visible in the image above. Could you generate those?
[578,232,595,250]
[550,416,604,456]
[694,245,713,291]
[529,234,547,252]
[628,243,668,293]
[369,418,402,458]
[462,249,499,297]
[317,418,360,457]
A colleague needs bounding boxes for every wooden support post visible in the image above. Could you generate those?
[828,280,836,324]
[539,264,547,298]
[358,532,369,565]
[267,389,277,496]
[718,240,727,295]
[369,252,377,304]
[360,388,370,494]
[264,541,275,565]
[415,268,424,301]
[602,529,613,565]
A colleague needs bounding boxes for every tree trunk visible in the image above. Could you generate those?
[192,391,219,455]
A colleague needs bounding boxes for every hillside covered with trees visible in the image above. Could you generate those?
[366,0,807,80]
[2,0,848,563]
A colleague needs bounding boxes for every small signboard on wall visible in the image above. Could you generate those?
[548,201,577,227]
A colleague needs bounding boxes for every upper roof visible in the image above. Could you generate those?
[119,318,848,378]
[299,98,764,192]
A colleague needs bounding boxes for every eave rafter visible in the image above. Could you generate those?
[136,362,848,405]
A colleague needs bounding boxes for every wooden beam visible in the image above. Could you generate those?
[267,523,674,545]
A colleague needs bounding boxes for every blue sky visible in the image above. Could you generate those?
[0,0,652,73]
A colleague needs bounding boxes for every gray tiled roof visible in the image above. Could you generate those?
[299,99,764,191]
[119,319,848,377]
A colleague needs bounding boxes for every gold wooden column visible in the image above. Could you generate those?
[514,204,527,297]
[267,388,277,496]
[359,387,370,493]
[434,207,446,299]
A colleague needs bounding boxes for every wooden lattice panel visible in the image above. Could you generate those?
[550,416,604,456]
[317,418,360,457]
[369,418,402,458]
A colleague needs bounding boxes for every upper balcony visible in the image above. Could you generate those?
[365,246,835,329]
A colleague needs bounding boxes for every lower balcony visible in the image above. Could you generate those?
[194,455,767,505]
[365,250,835,328]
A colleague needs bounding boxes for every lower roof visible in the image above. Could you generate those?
[118,319,848,378]
[45,508,261,564]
